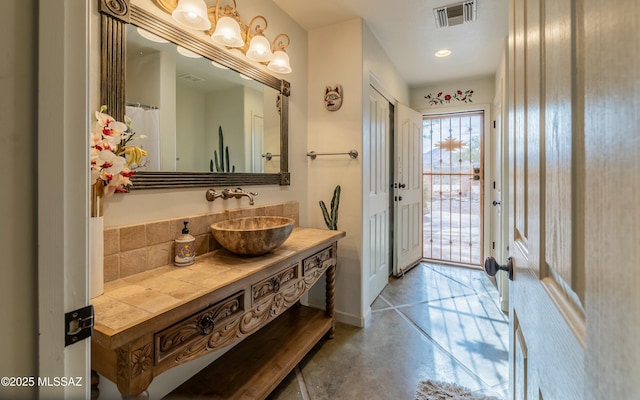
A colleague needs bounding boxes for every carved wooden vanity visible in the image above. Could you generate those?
[91,227,345,399]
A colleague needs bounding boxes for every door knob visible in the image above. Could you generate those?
[399,183,406,189]
[492,200,501,206]
[484,256,513,280]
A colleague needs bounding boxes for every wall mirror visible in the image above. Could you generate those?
[99,0,290,189]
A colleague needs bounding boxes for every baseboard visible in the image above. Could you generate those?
[306,302,365,328]
[336,309,365,328]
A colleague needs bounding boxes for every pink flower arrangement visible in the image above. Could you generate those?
[90,106,147,197]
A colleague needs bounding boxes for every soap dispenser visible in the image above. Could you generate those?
[175,221,196,266]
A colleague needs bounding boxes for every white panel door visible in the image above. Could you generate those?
[394,103,423,276]
[506,0,584,397]
[367,86,391,305]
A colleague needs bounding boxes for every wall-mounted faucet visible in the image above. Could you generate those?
[206,188,257,205]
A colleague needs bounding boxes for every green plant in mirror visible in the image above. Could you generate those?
[211,126,236,173]
[319,185,341,230]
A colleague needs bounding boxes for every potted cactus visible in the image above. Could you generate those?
[319,185,341,230]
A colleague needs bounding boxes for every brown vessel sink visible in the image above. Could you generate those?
[210,216,295,256]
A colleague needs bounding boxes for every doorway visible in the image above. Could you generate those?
[422,111,484,266]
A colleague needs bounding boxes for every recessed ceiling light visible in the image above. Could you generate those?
[176,46,202,58]
[211,61,229,70]
[136,27,168,43]
[435,49,452,58]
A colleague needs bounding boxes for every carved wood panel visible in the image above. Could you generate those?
[303,245,335,285]
[252,263,298,304]
[154,292,243,363]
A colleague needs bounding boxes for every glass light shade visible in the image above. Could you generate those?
[171,0,211,30]
[267,50,291,74]
[211,16,244,48]
[246,35,273,62]
[177,46,202,58]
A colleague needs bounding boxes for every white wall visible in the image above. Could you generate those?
[363,23,410,105]
[307,18,365,325]
[176,85,207,171]
[306,18,410,326]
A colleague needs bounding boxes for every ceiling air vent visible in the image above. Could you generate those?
[178,73,204,83]
[434,0,477,28]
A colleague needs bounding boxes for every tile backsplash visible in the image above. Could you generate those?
[103,202,299,283]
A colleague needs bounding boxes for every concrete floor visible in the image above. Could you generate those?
[269,263,509,400]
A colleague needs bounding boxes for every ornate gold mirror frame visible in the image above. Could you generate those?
[98,0,290,189]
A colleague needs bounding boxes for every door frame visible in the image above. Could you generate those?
[38,1,91,398]
[419,103,493,267]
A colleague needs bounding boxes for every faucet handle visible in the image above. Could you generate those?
[205,189,220,202]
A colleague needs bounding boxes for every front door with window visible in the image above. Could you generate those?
[423,112,484,266]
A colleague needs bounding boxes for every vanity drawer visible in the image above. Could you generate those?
[303,245,335,282]
[155,291,244,364]
[252,263,299,305]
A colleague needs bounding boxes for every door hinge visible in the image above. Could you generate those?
[492,241,495,250]
[493,120,496,128]
[65,305,94,347]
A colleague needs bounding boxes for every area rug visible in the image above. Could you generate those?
[415,380,500,400]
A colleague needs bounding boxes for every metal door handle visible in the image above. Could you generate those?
[484,256,513,280]
[399,183,406,189]
[492,200,501,206]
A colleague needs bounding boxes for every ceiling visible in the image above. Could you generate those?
[272,0,508,87]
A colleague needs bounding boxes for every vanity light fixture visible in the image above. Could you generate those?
[435,49,452,57]
[152,0,292,73]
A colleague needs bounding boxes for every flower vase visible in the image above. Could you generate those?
[90,181,104,298]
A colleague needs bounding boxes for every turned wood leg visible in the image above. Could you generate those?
[91,370,99,400]
[325,264,336,339]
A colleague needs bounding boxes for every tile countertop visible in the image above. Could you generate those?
[91,227,345,349]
